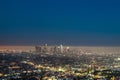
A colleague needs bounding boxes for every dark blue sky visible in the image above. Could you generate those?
[0,0,120,46]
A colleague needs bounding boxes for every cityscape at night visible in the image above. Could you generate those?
[0,0,120,80]
[0,45,120,80]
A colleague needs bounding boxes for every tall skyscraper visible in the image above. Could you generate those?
[53,46,58,53]
[60,44,63,53]
[35,46,42,53]
[43,44,48,53]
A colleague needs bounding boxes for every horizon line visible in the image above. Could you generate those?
[0,45,120,47]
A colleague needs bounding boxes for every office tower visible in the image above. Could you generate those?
[60,44,63,53]
[43,44,48,53]
[35,46,42,53]
[66,46,70,53]
[53,46,58,53]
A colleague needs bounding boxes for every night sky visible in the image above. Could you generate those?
[0,0,120,46]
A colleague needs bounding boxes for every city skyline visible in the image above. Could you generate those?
[0,0,120,46]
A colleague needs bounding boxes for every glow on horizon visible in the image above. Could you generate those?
[0,46,34,51]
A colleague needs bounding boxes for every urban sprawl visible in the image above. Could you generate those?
[0,44,120,80]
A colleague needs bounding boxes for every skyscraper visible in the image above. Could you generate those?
[60,44,63,53]
[35,46,42,53]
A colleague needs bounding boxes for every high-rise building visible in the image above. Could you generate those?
[35,46,42,53]
[43,44,48,53]
[53,46,58,53]
[66,46,70,53]
[60,44,63,53]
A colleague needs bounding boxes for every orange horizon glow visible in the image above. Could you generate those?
[0,46,35,51]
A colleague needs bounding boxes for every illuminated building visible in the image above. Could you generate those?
[60,44,63,53]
